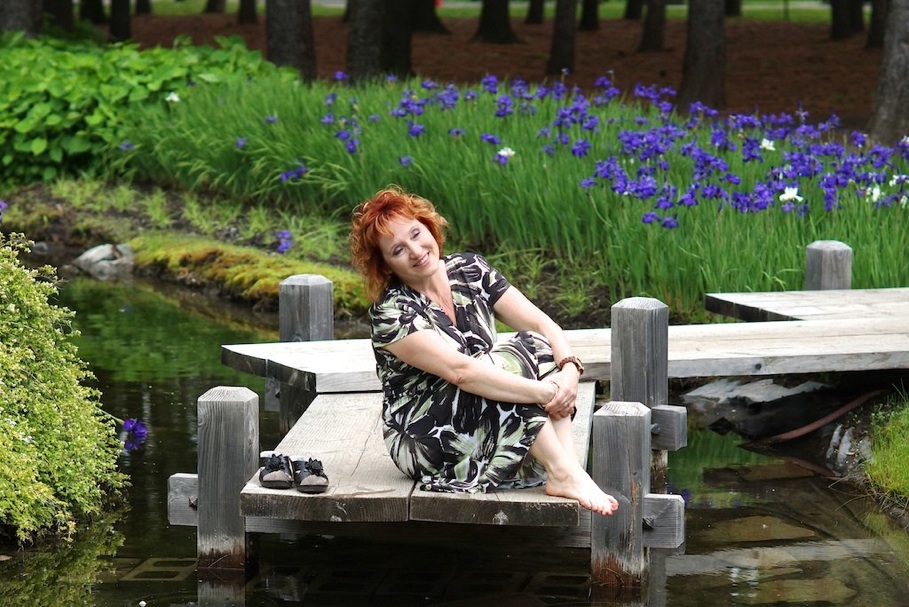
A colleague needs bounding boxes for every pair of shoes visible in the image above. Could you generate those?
[259,453,294,489]
[292,457,329,494]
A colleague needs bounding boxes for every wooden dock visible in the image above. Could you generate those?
[223,318,909,392]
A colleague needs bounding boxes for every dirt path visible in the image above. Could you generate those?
[129,12,881,129]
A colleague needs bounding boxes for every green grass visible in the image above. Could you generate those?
[867,396,909,498]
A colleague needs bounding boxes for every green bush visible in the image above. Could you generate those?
[0,233,127,543]
[0,32,294,187]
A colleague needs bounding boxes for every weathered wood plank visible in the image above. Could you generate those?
[222,315,909,393]
[408,382,597,527]
[705,287,909,322]
[240,392,412,522]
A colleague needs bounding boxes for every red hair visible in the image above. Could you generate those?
[350,186,448,301]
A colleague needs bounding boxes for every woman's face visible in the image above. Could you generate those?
[377,216,441,287]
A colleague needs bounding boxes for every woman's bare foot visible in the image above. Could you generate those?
[544,466,619,516]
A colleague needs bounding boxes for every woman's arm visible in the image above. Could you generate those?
[382,329,558,406]
[492,286,582,417]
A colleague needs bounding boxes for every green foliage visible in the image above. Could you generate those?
[867,394,909,497]
[0,234,127,543]
[0,32,294,188]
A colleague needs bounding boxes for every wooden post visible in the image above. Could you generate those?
[610,297,669,409]
[197,386,259,570]
[805,240,852,290]
[271,275,334,433]
[591,401,650,588]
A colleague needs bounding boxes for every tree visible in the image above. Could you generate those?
[472,0,520,43]
[867,0,889,47]
[45,0,75,31]
[109,0,131,41]
[677,0,725,111]
[136,0,151,15]
[347,0,384,81]
[578,0,599,31]
[725,0,741,17]
[639,0,666,52]
[546,0,578,75]
[829,0,864,39]
[266,0,315,80]
[0,0,43,37]
[625,0,644,20]
[868,0,909,145]
[239,0,257,24]
[204,0,226,13]
[526,0,544,25]
[78,0,106,24]
[381,0,417,78]
[413,0,448,33]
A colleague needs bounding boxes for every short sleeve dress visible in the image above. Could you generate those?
[370,252,557,493]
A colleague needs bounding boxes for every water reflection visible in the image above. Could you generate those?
[1,277,907,606]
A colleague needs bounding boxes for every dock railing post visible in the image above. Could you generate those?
[591,297,686,596]
[196,386,259,571]
[591,401,650,590]
[805,240,852,290]
[271,274,333,434]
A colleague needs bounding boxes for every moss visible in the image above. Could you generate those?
[128,233,370,315]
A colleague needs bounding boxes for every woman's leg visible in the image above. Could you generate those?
[529,418,619,516]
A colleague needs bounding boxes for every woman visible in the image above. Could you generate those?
[350,186,618,516]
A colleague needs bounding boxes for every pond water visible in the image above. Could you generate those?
[1,276,908,606]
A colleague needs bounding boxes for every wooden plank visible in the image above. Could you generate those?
[223,316,909,392]
[240,393,413,523]
[705,287,909,322]
[409,382,597,526]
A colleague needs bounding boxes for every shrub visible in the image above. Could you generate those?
[0,233,127,543]
[0,32,294,187]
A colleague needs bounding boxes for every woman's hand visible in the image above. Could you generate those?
[543,369,579,419]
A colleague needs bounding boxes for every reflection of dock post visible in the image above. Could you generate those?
[591,297,685,596]
[196,386,259,570]
[272,274,333,434]
[805,240,852,290]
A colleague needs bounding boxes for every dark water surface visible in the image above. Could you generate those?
[2,276,908,606]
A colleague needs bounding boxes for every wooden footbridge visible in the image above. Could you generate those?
[168,240,909,596]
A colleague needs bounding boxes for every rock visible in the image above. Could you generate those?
[72,244,135,281]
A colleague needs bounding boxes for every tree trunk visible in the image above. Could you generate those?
[381,0,416,78]
[677,0,725,111]
[79,0,106,24]
[849,0,865,32]
[413,0,449,33]
[0,0,43,36]
[526,0,545,25]
[578,0,599,31]
[203,0,226,13]
[347,0,384,82]
[625,0,644,20]
[725,0,741,17]
[867,0,889,47]
[109,0,131,41]
[45,0,75,31]
[472,0,521,43]
[639,0,666,52]
[868,0,909,145]
[135,0,151,15]
[546,0,578,75]
[239,0,257,24]
[266,0,316,80]
[830,0,852,39]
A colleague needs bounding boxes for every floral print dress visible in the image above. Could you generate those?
[370,252,556,493]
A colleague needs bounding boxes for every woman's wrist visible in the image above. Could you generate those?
[545,380,559,403]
